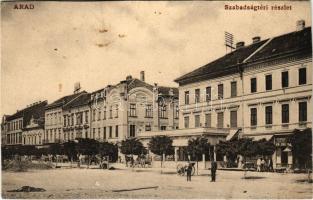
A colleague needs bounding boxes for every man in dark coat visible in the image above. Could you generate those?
[211,160,217,182]
[186,163,192,182]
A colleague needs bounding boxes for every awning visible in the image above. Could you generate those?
[226,130,240,141]
[252,135,273,141]
[283,146,292,152]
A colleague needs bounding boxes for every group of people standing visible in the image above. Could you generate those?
[186,160,217,182]
[256,157,273,172]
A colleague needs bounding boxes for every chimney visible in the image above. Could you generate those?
[74,82,81,94]
[236,41,245,49]
[126,75,132,81]
[140,71,145,82]
[296,20,305,31]
[252,36,261,44]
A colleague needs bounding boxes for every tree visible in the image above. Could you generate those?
[289,128,312,169]
[216,140,238,167]
[48,143,63,155]
[120,138,145,156]
[255,139,275,157]
[47,143,63,166]
[63,141,77,166]
[186,136,211,175]
[236,138,257,159]
[148,135,174,171]
[75,138,99,168]
[98,142,118,162]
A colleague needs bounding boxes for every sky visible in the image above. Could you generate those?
[1,1,311,115]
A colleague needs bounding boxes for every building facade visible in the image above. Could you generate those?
[2,101,47,147]
[22,116,45,146]
[138,21,312,168]
[62,92,91,142]
[44,91,87,144]
[89,72,179,145]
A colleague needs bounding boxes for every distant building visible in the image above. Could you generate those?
[22,116,45,146]
[89,71,179,144]
[62,92,91,141]
[138,20,312,168]
[2,101,47,147]
[44,91,87,144]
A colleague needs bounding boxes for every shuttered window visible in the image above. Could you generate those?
[299,102,307,122]
[230,110,237,128]
[195,115,200,128]
[217,112,224,128]
[218,84,223,99]
[265,106,273,125]
[251,78,257,93]
[281,71,289,88]
[205,113,211,127]
[231,81,237,97]
[281,104,289,123]
[184,116,189,128]
[250,108,257,126]
[299,68,307,85]
[206,87,211,101]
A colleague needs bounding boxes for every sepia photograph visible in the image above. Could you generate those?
[1,0,312,199]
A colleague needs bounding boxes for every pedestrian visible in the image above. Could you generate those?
[211,160,217,182]
[261,158,265,172]
[186,163,192,182]
[256,157,261,172]
[268,158,273,172]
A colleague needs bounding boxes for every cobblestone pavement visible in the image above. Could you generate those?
[2,165,312,199]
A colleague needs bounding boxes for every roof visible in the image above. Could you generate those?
[247,27,311,63]
[46,91,87,110]
[63,93,91,110]
[175,27,312,86]
[158,86,179,97]
[174,40,268,85]
[6,101,47,128]
[127,78,154,91]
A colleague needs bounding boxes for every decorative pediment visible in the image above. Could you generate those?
[128,88,153,103]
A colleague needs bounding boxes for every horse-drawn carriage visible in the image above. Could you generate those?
[125,154,152,168]
[176,162,196,176]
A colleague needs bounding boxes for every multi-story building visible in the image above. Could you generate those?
[22,116,45,146]
[241,21,312,168]
[1,115,10,145]
[89,71,179,145]
[44,91,87,144]
[138,20,312,168]
[62,92,91,141]
[2,101,47,147]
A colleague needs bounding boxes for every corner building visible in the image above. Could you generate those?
[138,21,312,169]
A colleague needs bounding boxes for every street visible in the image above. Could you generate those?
[2,166,312,199]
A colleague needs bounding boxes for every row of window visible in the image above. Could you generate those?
[46,112,62,125]
[184,110,238,129]
[23,135,42,145]
[6,133,22,144]
[64,111,89,127]
[6,120,23,132]
[184,67,308,105]
[91,105,119,121]
[129,104,179,119]
[92,125,119,139]
[250,102,307,126]
[185,81,237,105]
[183,101,308,129]
[251,67,307,93]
